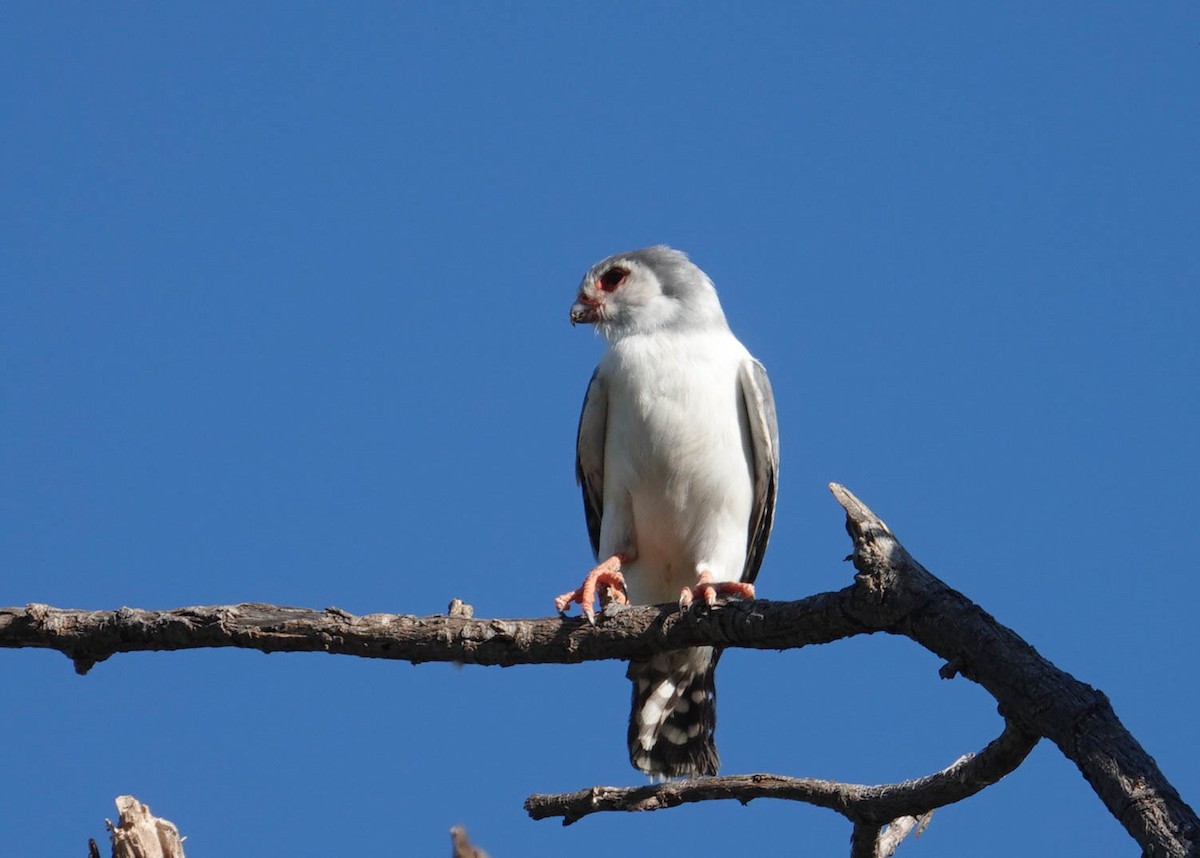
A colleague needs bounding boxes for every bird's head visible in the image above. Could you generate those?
[570,246,728,340]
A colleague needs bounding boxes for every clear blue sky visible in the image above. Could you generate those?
[3,4,1198,856]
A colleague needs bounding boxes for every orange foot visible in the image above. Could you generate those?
[555,555,628,624]
[679,571,755,609]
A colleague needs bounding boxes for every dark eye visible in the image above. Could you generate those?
[598,267,629,292]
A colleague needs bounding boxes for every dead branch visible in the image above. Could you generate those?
[825,484,1198,857]
[851,814,929,858]
[450,825,490,858]
[524,719,1036,824]
[107,796,185,858]
[0,591,861,676]
[5,484,1196,856]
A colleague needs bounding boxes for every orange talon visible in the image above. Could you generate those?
[679,572,755,610]
[555,555,627,623]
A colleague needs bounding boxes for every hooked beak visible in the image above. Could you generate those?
[569,294,600,326]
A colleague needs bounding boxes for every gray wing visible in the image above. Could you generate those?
[738,359,780,584]
[575,367,608,561]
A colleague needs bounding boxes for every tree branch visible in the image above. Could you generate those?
[825,484,1198,857]
[5,484,1196,856]
[524,720,1036,825]
[849,822,884,858]
[106,796,185,858]
[852,815,930,858]
[450,825,491,858]
[0,591,865,676]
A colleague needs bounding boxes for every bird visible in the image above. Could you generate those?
[555,246,779,778]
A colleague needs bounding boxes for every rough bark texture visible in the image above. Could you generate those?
[5,484,1195,856]
[0,592,862,676]
[525,720,1036,825]
[826,484,1198,857]
[107,796,185,858]
[851,815,929,858]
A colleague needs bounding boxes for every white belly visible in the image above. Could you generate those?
[598,331,754,604]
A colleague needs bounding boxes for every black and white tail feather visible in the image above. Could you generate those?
[627,647,722,778]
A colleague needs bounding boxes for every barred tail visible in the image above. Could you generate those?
[626,646,721,778]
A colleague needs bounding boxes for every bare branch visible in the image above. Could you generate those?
[5,484,1196,856]
[849,823,882,858]
[524,720,1035,825]
[873,815,927,858]
[107,796,185,858]
[0,592,865,676]
[827,483,1199,857]
[450,825,490,858]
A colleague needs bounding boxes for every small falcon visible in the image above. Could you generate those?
[556,246,779,778]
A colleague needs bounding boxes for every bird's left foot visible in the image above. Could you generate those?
[679,572,755,609]
[555,555,628,624]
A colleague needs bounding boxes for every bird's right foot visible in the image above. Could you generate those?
[679,571,755,609]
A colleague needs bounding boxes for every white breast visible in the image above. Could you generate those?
[598,329,755,604]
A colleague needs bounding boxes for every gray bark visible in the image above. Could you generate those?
[4,484,1194,856]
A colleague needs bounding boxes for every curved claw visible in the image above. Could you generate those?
[555,556,627,624]
[679,574,755,610]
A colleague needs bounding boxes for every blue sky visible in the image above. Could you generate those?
[2,3,1198,856]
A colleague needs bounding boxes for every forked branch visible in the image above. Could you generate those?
[3,485,1196,856]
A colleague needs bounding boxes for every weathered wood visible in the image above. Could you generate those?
[450,825,490,858]
[525,720,1036,824]
[827,483,1198,858]
[0,593,866,675]
[107,796,185,858]
[849,818,926,858]
[4,484,1194,856]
